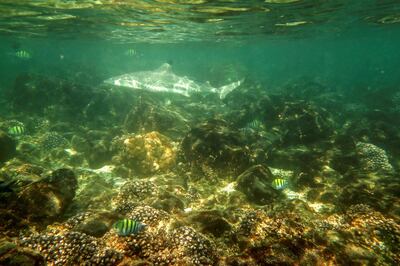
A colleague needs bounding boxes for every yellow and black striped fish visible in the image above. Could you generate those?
[8,125,25,136]
[125,48,137,56]
[271,178,288,190]
[15,50,31,59]
[113,219,146,236]
[247,119,263,129]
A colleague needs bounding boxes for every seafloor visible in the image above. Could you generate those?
[0,73,399,265]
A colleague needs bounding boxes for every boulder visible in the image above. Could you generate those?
[181,119,250,177]
[0,239,45,266]
[236,165,280,205]
[14,168,77,224]
[0,131,16,163]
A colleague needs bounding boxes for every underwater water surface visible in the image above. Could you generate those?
[0,1,400,265]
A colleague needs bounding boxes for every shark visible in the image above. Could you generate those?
[104,63,243,99]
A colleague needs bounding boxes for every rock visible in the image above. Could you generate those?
[0,240,16,256]
[187,210,232,237]
[269,144,326,175]
[124,98,190,139]
[0,209,27,236]
[181,119,251,177]
[276,101,334,145]
[0,131,16,163]
[236,165,280,205]
[87,140,113,168]
[13,168,77,223]
[45,168,78,204]
[71,135,91,153]
[75,219,109,238]
[152,190,185,212]
[73,173,116,211]
[6,74,96,120]
[65,211,118,236]
[0,239,45,266]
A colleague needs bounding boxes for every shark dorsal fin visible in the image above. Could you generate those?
[158,63,172,72]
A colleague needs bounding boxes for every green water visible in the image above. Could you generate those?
[0,1,399,265]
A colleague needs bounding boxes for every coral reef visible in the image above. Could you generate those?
[0,74,399,265]
[20,230,123,265]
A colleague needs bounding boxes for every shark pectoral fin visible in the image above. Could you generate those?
[218,78,244,99]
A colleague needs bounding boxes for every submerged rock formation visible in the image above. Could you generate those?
[0,131,16,163]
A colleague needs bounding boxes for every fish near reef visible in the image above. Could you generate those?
[8,125,25,136]
[125,48,137,56]
[271,178,288,190]
[113,219,146,236]
[15,50,32,59]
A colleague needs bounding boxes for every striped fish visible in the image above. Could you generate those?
[271,178,288,190]
[247,119,263,130]
[113,219,146,236]
[8,125,25,136]
[125,48,137,56]
[15,50,31,59]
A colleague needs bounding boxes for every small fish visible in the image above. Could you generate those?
[247,119,263,130]
[8,125,25,136]
[239,119,264,135]
[271,178,288,190]
[15,50,31,59]
[125,48,137,56]
[239,127,254,135]
[113,219,146,236]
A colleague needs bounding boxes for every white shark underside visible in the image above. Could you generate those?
[104,63,243,99]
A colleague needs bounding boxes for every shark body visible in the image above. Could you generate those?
[104,63,243,99]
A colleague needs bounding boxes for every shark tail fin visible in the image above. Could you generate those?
[218,79,244,99]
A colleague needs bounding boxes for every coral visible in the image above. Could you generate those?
[112,179,159,213]
[356,142,394,173]
[126,205,170,227]
[20,230,123,265]
[318,204,400,265]
[115,131,177,175]
[170,226,217,265]
[51,205,217,266]
[234,208,314,265]
[39,131,69,151]
[1,71,400,266]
